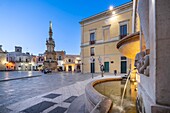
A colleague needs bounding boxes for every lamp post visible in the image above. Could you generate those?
[98,56,104,77]
[90,57,95,78]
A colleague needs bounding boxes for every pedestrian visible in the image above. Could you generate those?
[100,65,104,77]
[114,70,117,76]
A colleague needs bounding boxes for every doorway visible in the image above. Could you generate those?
[90,63,95,73]
[121,56,127,73]
[104,62,109,72]
[68,66,72,72]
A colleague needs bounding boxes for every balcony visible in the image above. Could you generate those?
[117,32,140,59]
[91,53,95,56]
[89,40,96,45]
[119,34,128,39]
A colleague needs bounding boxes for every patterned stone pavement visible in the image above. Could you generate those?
[6,76,93,113]
[0,71,98,113]
[5,75,120,113]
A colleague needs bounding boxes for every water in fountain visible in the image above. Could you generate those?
[120,69,132,107]
[94,77,137,113]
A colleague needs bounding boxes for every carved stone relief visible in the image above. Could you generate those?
[134,49,150,76]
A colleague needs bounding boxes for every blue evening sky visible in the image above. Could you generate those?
[0,0,130,55]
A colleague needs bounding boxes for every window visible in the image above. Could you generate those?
[121,56,127,60]
[90,32,95,44]
[19,57,21,62]
[68,59,71,62]
[58,56,62,60]
[90,47,95,56]
[120,24,127,39]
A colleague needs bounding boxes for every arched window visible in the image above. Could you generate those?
[69,59,71,62]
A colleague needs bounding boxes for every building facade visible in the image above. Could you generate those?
[80,2,133,74]
[44,21,58,71]
[56,51,66,71]
[6,46,34,71]
[0,45,7,71]
[36,54,44,71]
[64,55,81,72]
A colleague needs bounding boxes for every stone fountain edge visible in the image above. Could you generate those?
[85,77,122,113]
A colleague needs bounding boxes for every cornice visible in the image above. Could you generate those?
[80,2,133,25]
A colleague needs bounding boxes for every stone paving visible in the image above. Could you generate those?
[0,71,99,113]
[0,71,41,81]
[5,75,121,113]
[0,72,96,107]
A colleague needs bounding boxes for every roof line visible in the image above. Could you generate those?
[80,1,132,23]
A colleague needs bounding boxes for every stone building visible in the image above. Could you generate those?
[0,45,7,71]
[36,54,44,71]
[56,51,66,71]
[7,46,33,71]
[80,2,133,74]
[44,21,58,71]
[64,55,81,72]
[6,46,34,71]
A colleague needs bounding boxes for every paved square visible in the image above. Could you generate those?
[48,106,67,113]
[43,93,62,99]
[5,74,117,113]
[22,101,56,113]
[63,96,78,103]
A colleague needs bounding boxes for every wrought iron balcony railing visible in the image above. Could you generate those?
[89,40,96,45]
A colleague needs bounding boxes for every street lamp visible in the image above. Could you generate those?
[90,57,95,78]
[98,56,104,77]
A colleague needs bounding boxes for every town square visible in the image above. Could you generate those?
[0,0,170,113]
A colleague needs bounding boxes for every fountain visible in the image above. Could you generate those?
[120,69,133,107]
[93,78,137,113]
[118,0,170,112]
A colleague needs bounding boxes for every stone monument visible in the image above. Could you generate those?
[44,21,58,71]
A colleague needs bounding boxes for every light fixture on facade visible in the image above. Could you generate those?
[109,5,114,10]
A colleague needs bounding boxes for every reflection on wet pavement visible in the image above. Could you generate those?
[0,71,94,108]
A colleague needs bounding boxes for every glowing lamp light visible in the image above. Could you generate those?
[109,5,113,10]
[112,11,116,15]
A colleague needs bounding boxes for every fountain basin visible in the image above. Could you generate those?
[117,32,140,59]
[85,77,137,113]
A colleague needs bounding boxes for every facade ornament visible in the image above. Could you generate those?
[134,49,150,76]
